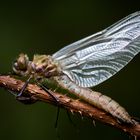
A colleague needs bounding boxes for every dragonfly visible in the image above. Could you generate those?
[13,11,140,124]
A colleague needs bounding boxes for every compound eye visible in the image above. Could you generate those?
[13,53,29,74]
[13,61,19,69]
[17,54,29,70]
[35,67,43,72]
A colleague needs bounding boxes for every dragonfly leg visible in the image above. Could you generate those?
[8,89,37,105]
[17,76,32,97]
[55,106,60,128]
[36,81,61,129]
[36,81,60,103]
[66,110,78,128]
[16,95,38,104]
[16,76,38,104]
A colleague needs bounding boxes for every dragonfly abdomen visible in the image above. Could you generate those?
[55,75,136,124]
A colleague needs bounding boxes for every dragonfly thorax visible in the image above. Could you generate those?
[13,53,61,79]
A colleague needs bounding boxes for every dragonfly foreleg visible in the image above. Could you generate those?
[16,95,38,104]
[13,76,37,104]
[17,76,32,97]
[8,88,37,105]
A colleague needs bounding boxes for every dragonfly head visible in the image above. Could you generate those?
[13,53,30,76]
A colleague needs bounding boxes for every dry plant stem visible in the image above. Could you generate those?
[0,75,140,137]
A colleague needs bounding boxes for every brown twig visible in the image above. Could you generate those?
[0,75,140,138]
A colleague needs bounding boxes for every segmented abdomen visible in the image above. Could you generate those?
[54,75,135,124]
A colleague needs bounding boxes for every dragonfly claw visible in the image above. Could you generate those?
[16,94,38,104]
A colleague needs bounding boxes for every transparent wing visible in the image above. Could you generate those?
[52,11,140,87]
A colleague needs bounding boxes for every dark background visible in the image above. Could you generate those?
[0,1,140,140]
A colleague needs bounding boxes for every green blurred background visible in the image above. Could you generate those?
[0,1,140,140]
